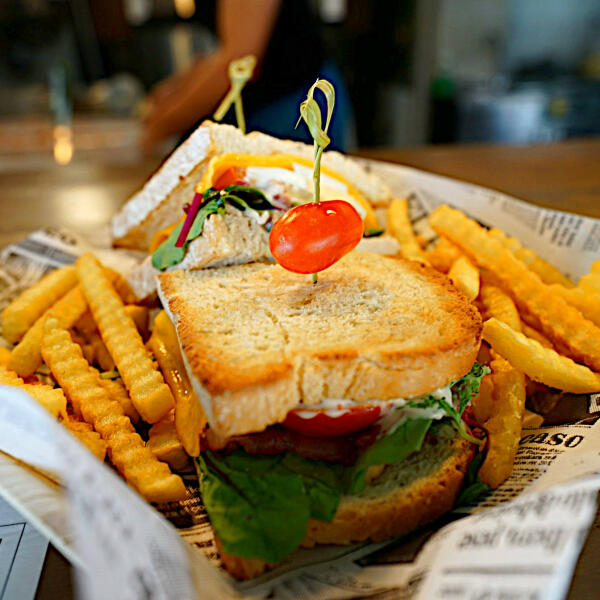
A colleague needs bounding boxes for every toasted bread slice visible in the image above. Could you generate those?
[111,120,392,250]
[217,423,475,579]
[157,253,482,437]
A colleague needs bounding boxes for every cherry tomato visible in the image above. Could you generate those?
[269,200,364,274]
[213,166,247,189]
[283,405,381,437]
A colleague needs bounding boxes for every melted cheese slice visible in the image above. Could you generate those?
[197,153,380,232]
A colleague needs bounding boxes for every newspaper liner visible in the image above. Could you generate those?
[0,161,599,599]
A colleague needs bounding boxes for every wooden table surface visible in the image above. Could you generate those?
[0,137,597,599]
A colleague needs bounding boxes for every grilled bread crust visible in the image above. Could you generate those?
[158,253,482,437]
[111,120,392,250]
[217,424,475,580]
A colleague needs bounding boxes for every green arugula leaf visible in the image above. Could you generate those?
[455,450,490,506]
[197,452,310,563]
[347,418,433,494]
[453,362,490,416]
[408,363,489,445]
[222,185,274,211]
[151,221,185,270]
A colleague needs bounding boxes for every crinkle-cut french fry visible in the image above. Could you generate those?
[150,310,206,457]
[448,255,479,301]
[426,237,461,273]
[522,409,544,428]
[387,198,429,264]
[124,305,149,340]
[10,286,88,377]
[81,343,95,365]
[64,419,108,461]
[0,366,67,418]
[483,318,600,393]
[86,330,115,371]
[148,413,190,471]
[102,266,139,305]
[472,373,494,425]
[521,323,553,349]
[41,318,185,503]
[478,355,525,489]
[76,253,173,423]
[480,284,521,331]
[578,259,600,294]
[429,205,600,371]
[0,365,21,384]
[74,311,97,335]
[0,347,11,367]
[550,284,600,328]
[94,370,140,423]
[1,265,78,344]
[488,228,574,288]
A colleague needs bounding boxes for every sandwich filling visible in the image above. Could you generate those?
[150,153,383,271]
[196,363,488,564]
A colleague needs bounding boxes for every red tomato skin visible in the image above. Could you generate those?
[213,167,247,189]
[269,200,364,274]
[283,405,381,437]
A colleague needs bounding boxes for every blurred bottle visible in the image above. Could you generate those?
[430,68,457,143]
[49,62,74,165]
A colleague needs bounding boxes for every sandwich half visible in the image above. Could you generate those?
[157,252,484,579]
[114,121,398,302]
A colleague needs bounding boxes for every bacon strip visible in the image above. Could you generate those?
[204,426,379,466]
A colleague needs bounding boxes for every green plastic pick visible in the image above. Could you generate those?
[213,55,256,133]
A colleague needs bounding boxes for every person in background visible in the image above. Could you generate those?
[141,0,354,155]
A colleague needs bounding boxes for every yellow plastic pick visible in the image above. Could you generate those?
[213,55,257,133]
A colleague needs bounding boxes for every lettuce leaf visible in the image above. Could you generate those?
[346,418,432,494]
[197,452,311,563]
[197,418,434,562]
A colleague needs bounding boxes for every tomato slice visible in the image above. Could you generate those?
[283,404,381,437]
[269,200,364,274]
[213,166,247,189]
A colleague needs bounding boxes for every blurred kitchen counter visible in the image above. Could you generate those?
[357,137,600,219]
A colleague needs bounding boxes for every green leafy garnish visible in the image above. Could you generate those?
[456,450,490,506]
[347,418,432,494]
[281,453,345,521]
[197,451,342,563]
[151,185,274,271]
[197,415,435,562]
[409,363,489,445]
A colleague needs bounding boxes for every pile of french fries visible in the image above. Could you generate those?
[388,201,600,489]
[0,253,206,503]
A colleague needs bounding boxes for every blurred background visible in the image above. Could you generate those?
[1,0,600,164]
